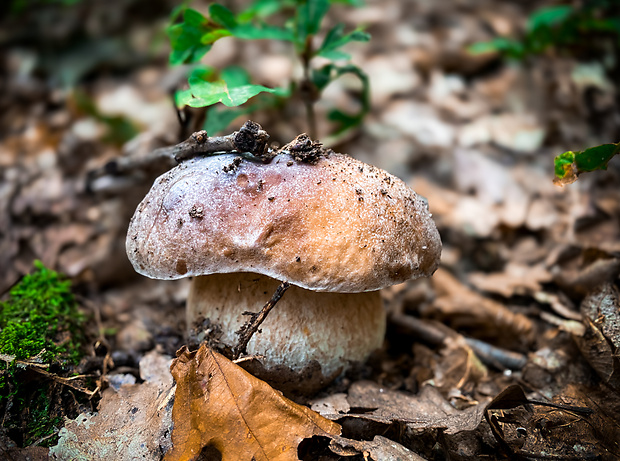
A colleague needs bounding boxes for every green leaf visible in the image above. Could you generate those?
[168,4,186,23]
[467,37,525,59]
[167,8,215,65]
[167,3,294,66]
[221,66,253,86]
[204,77,289,135]
[201,28,233,45]
[205,106,246,134]
[527,5,574,33]
[183,8,208,27]
[553,143,620,185]
[296,0,330,43]
[575,143,619,172]
[330,0,364,6]
[204,105,257,135]
[176,67,289,108]
[313,63,370,134]
[231,23,295,41]
[311,65,333,90]
[237,0,289,22]
[317,24,370,59]
[554,150,576,179]
[209,3,237,29]
[211,2,295,42]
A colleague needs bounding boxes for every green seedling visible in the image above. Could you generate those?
[469,2,620,185]
[0,261,87,447]
[554,142,619,185]
[469,2,620,60]
[167,0,370,138]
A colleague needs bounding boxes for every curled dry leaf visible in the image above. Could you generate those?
[165,345,341,461]
[575,283,620,391]
[468,262,552,298]
[329,435,426,460]
[430,268,535,345]
[331,381,487,435]
[554,257,620,298]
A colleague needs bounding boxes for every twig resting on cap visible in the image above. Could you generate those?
[86,121,273,194]
[173,120,272,163]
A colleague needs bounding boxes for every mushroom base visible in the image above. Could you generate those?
[187,273,386,394]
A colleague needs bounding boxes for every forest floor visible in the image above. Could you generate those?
[1,0,620,460]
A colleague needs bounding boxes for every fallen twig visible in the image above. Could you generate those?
[464,337,527,371]
[390,313,528,370]
[28,367,96,397]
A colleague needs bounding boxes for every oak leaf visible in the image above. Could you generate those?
[165,345,341,461]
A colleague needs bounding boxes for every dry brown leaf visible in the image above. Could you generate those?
[434,336,487,394]
[310,393,351,416]
[329,435,427,460]
[485,384,620,460]
[554,257,620,297]
[468,262,552,298]
[430,268,535,345]
[575,283,620,391]
[340,381,487,435]
[165,345,341,461]
[49,351,175,461]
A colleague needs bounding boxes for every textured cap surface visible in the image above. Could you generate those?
[126,152,441,292]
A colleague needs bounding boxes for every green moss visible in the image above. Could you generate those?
[0,261,88,446]
[0,261,85,366]
[24,392,64,447]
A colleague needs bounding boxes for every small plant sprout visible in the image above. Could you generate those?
[167,0,371,139]
[468,3,620,186]
[553,142,620,186]
[468,4,620,60]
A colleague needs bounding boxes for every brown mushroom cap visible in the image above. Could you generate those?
[126,151,441,292]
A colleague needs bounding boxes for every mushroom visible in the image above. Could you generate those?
[126,134,441,394]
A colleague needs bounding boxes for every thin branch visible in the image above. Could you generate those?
[171,120,271,162]
[233,281,290,360]
[86,120,273,194]
[29,367,96,396]
[390,313,528,370]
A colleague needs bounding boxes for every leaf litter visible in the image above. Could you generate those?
[2,0,620,459]
[164,345,341,461]
[50,350,175,461]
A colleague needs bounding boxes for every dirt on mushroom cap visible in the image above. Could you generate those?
[126,152,442,293]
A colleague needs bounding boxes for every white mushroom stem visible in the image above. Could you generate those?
[187,273,386,381]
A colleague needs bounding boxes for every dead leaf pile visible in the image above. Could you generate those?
[50,351,175,461]
[484,385,620,460]
[2,0,620,458]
